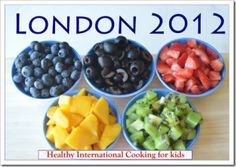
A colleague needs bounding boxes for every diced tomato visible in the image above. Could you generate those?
[206,48,218,59]
[167,49,181,59]
[157,63,171,74]
[160,46,169,61]
[162,74,175,83]
[175,77,186,91]
[187,39,197,48]
[165,57,176,66]
[197,43,206,51]
[176,69,193,79]
[197,70,211,90]
[171,62,182,72]
[211,80,219,88]
[192,48,210,64]
[177,52,188,68]
[208,71,221,81]
[170,42,188,53]
[210,59,224,72]
[185,79,196,91]
[185,52,200,70]
[191,85,200,94]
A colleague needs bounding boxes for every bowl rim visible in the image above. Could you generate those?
[83,38,155,98]
[43,89,122,150]
[122,88,201,150]
[11,40,82,99]
[155,37,226,97]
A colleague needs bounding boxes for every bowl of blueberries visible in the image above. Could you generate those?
[12,40,82,99]
[83,36,155,98]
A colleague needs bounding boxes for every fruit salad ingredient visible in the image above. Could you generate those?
[45,89,121,150]
[125,91,202,150]
[157,39,224,94]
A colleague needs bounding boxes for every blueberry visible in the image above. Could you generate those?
[34,43,43,52]
[32,58,41,67]
[42,74,54,87]
[13,73,24,83]
[85,66,98,79]
[115,36,128,49]
[29,87,40,98]
[25,77,35,87]
[30,51,42,60]
[41,58,52,70]
[24,86,30,93]
[46,54,56,60]
[74,60,82,70]
[103,42,118,54]
[15,53,29,69]
[58,48,68,58]
[55,74,63,84]
[55,62,64,73]
[49,85,64,97]
[21,66,33,77]
[48,67,57,76]
[41,88,50,98]
[28,50,33,55]
[65,57,73,65]
[34,67,44,77]
[52,56,63,65]
[61,70,70,78]
[43,43,51,54]
[59,42,69,49]
[30,41,39,50]
[83,55,95,66]
[70,70,80,81]
[62,78,73,88]
[34,79,44,89]
[51,43,59,55]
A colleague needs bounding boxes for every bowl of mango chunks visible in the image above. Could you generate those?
[43,88,122,150]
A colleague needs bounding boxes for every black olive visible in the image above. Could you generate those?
[119,51,126,61]
[105,78,114,86]
[101,68,115,79]
[98,56,113,68]
[130,75,140,83]
[134,80,144,90]
[121,59,130,69]
[118,82,134,91]
[93,43,104,56]
[85,66,98,79]
[126,45,140,59]
[83,55,95,66]
[130,60,145,76]
[106,86,122,94]
[94,77,105,87]
[115,36,128,49]
[141,50,152,62]
[103,42,118,54]
[113,73,123,83]
[116,68,128,82]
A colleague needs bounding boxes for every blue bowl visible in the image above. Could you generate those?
[122,88,200,150]
[156,38,226,97]
[84,38,155,98]
[12,40,82,99]
[43,89,122,150]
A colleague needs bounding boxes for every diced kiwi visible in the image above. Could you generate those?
[130,119,144,131]
[173,139,186,150]
[142,137,155,150]
[130,131,145,145]
[158,124,169,135]
[185,112,202,128]
[154,134,170,150]
[144,122,158,138]
[168,126,183,141]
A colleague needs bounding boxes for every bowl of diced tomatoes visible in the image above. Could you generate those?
[156,38,226,97]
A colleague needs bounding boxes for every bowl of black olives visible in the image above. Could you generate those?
[12,40,82,99]
[83,36,155,98]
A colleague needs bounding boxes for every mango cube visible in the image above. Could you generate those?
[70,96,93,117]
[98,124,121,149]
[52,109,69,128]
[80,114,98,137]
[109,114,117,125]
[53,126,69,149]
[58,95,71,112]
[46,125,54,143]
[78,88,86,96]
[93,97,109,125]
[47,106,58,118]
[47,119,56,126]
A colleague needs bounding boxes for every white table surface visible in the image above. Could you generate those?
[5,54,229,160]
